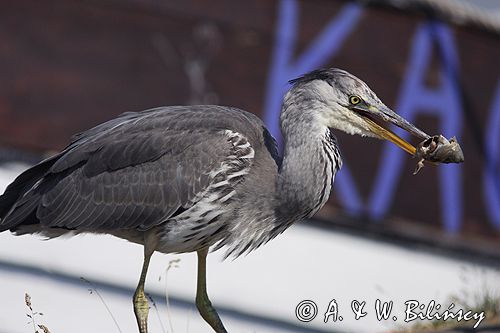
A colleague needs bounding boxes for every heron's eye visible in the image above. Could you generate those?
[349,95,361,105]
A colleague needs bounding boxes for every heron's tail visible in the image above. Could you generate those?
[0,155,60,232]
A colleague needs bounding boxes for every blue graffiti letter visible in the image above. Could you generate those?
[368,21,463,232]
[264,0,364,213]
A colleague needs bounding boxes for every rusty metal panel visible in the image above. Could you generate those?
[0,0,498,254]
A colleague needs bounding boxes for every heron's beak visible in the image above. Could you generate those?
[351,104,430,155]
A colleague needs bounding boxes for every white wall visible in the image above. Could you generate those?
[0,164,498,333]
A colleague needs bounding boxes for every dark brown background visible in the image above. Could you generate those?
[0,0,498,257]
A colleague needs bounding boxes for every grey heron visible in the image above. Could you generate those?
[1,68,437,333]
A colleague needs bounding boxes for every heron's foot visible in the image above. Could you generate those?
[196,293,227,333]
[133,289,149,333]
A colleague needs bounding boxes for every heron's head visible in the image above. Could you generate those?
[284,68,429,154]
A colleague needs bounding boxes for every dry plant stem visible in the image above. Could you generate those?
[163,258,180,333]
[186,307,193,333]
[81,278,122,333]
[24,293,51,333]
[25,293,38,333]
[165,279,174,333]
[146,294,166,333]
[30,311,37,331]
[30,309,37,333]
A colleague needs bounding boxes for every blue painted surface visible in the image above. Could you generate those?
[264,0,500,230]
[369,21,463,232]
[264,0,364,213]
[484,82,500,229]
[264,0,363,147]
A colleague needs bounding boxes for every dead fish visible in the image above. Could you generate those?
[413,135,464,175]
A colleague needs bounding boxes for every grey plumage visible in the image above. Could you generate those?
[0,68,432,333]
[0,105,283,257]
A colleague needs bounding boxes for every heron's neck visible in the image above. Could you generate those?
[276,120,341,221]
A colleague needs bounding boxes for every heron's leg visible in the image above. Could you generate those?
[133,247,154,333]
[196,248,228,333]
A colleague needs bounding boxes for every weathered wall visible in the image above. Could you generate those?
[0,0,498,253]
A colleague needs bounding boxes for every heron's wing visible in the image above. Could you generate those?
[1,107,255,231]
